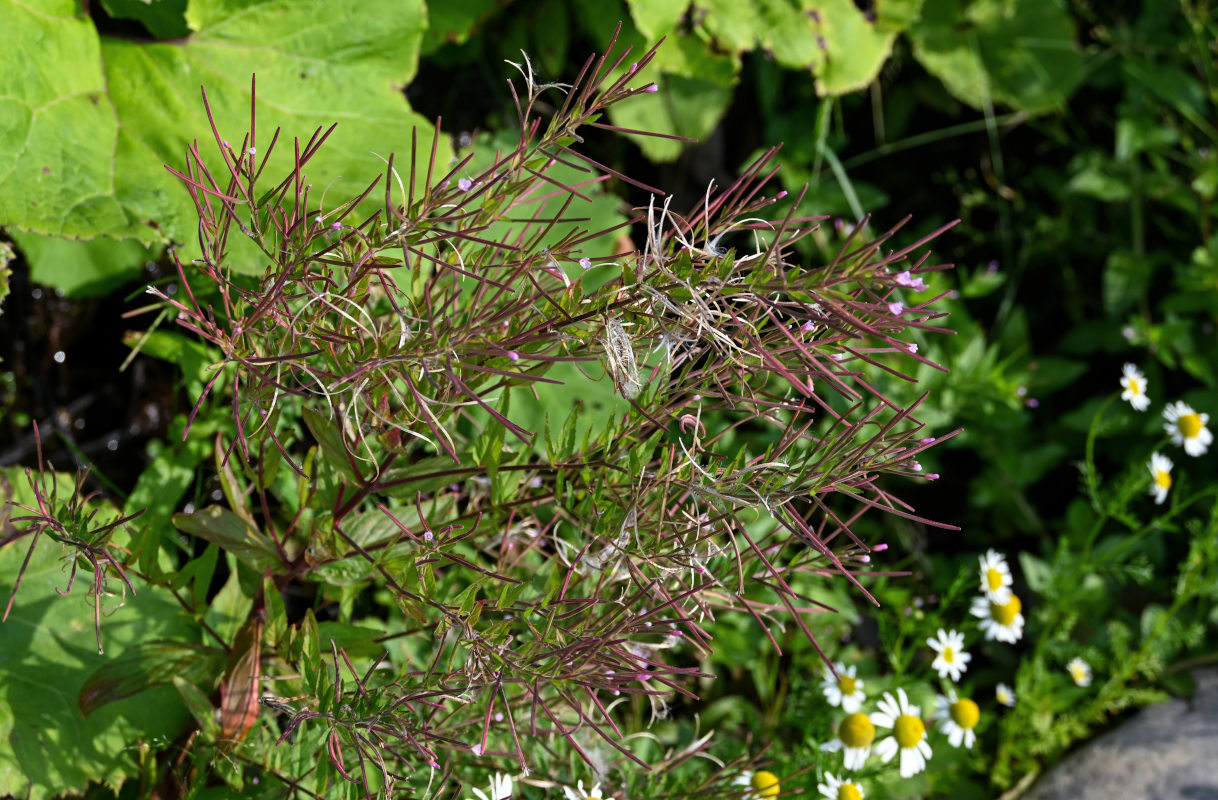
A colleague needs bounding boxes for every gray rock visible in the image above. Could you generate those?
[1022,668,1218,800]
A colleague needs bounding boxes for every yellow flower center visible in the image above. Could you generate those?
[992,594,1022,625]
[839,712,876,748]
[1178,412,1203,438]
[1128,377,1142,395]
[838,675,858,695]
[985,567,1004,591]
[838,784,863,800]
[894,713,925,748]
[942,646,956,663]
[1070,663,1088,682]
[950,698,980,729]
[1155,469,1172,490]
[751,770,780,798]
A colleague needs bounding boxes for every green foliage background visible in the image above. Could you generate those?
[2,0,1217,797]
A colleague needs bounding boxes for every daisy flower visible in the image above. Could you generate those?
[819,712,877,771]
[817,772,864,800]
[1119,363,1150,411]
[821,663,866,713]
[1163,400,1213,456]
[563,780,605,800]
[977,549,1013,603]
[871,689,933,778]
[1067,657,1092,687]
[970,593,1024,643]
[1147,452,1173,505]
[933,690,980,749]
[926,629,971,682]
[733,770,781,799]
[467,774,513,800]
[995,683,1016,707]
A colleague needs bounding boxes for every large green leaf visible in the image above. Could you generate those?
[1,0,449,283]
[11,230,156,298]
[908,0,1084,113]
[0,471,198,799]
[813,0,925,95]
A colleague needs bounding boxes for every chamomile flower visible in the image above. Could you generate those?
[466,774,513,800]
[1163,401,1212,456]
[733,770,781,799]
[1147,452,1173,505]
[562,780,605,800]
[977,549,1013,603]
[927,629,971,682]
[1067,657,1092,687]
[819,712,877,771]
[1119,363,1150,411]
[871,689,933,778]
[970,593,1025,643]
[933,690,980,749]
[817,772,864,800]
[821,663,866,713]
[995,683,1016,707]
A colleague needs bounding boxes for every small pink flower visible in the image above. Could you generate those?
[579,257,592,269]
[458,177,473,191]
[888,301,905,315]
[894,270,928,290]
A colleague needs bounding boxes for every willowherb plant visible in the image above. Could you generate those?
[2,422,140,656]
[95,28,958,799]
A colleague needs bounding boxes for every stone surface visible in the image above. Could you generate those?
[1022,668,1218,800]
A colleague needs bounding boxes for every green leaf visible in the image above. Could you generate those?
[1,0,449,274]
[124,331,217,401]
[0,240,13,309]
[959,264,1006,298]
[79,641,224,717]
[1103,250,1152,316]
[10,231,158,298]
[1018,551,1053,595]
[172,676,221,739]
[1123,57,1217,142]
[607,58,736,162]
[301,406,362,484]
[627,0,689,39]
[172,505,281,572]
[126,415,214,572]
[296,609,323,696]
[0,506,197,799]
[99,0,189,39]
[421,0,500,54]
[316,622,386,660]
[812,0,924,96]
[908,0,1084,113]
[263,575,288,648]
[511,360,630,457]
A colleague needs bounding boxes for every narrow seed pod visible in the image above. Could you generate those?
[603,318,641,399]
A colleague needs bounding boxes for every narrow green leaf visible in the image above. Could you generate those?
[263,575,288,648]
[80,642,224,717]
[172,505,281,572]
[302,406,362,484]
